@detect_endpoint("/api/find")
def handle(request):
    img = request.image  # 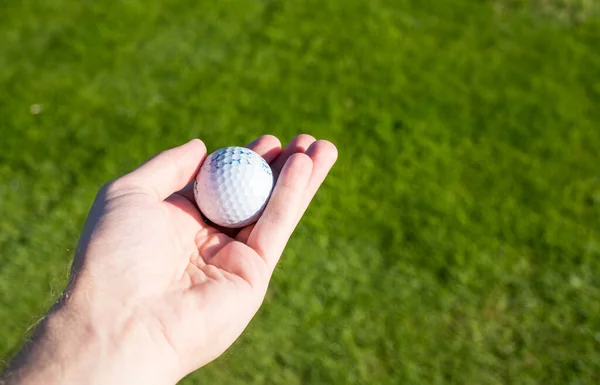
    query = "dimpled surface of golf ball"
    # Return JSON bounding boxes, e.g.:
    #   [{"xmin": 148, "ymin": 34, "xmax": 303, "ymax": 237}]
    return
[{"xmin": 194, "ymin": 146, "xmax": 274, "ymax": 228}]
